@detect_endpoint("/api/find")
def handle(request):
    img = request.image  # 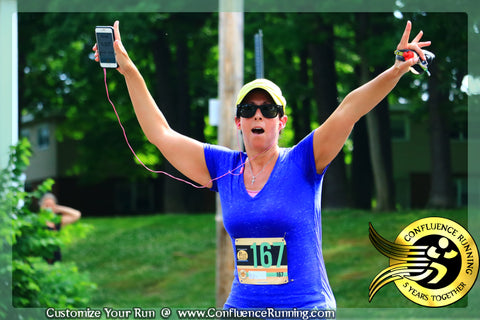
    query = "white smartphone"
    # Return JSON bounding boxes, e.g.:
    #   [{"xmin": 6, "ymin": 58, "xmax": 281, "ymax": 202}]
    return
[{"xmin": 95, "ymin": 26, "xmax": 118, "ymax": 68}]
